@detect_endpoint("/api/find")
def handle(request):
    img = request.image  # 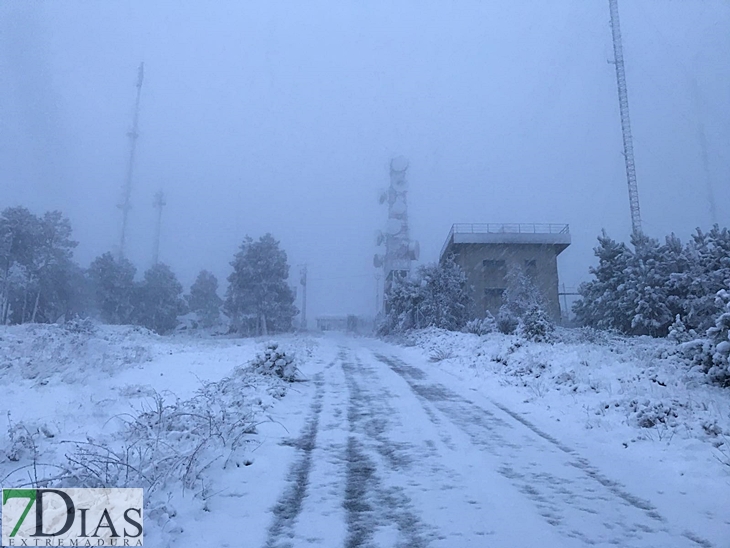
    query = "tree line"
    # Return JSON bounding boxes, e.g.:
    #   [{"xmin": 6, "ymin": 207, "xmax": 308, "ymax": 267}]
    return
[
  {"xmin": 380, "ymin": 256, "xmax": 554, "ymax": 342},
  {"xmin": 0, "ymin": 206, "xmax": 297, "ymax": 335},
  {"xmin": 574, "ymin": 226, "xmax": 730, "ymax": 386}
]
